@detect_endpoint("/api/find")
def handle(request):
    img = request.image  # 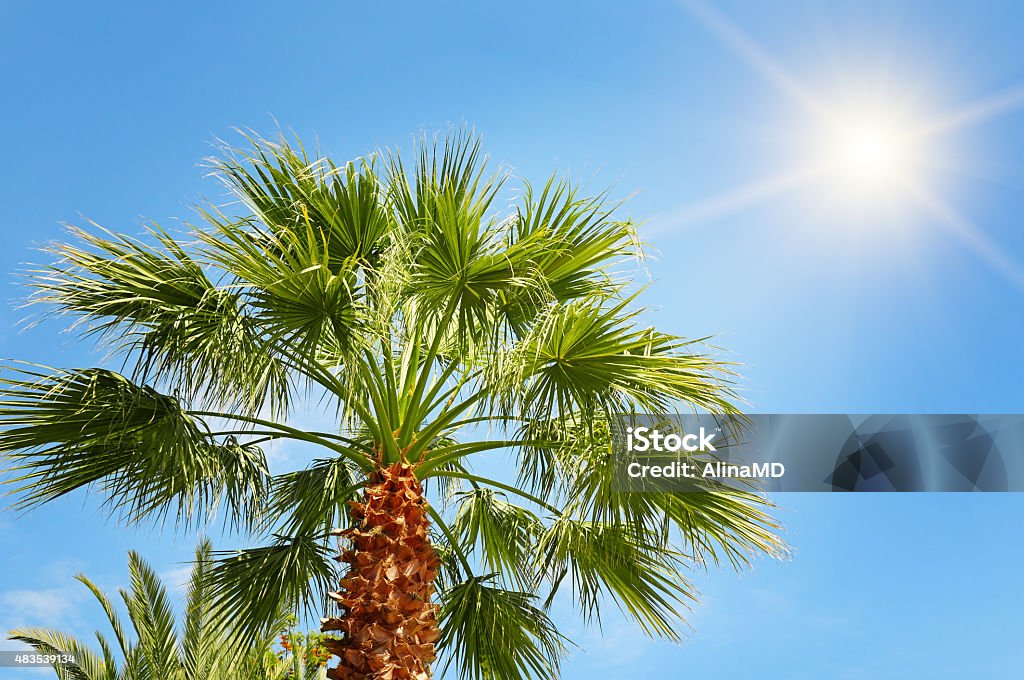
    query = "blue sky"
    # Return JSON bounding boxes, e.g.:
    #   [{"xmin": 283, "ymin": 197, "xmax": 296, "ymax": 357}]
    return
[{"xmin": 2, "ymin": 1, "xmax": 1024, "ymax": 678}]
